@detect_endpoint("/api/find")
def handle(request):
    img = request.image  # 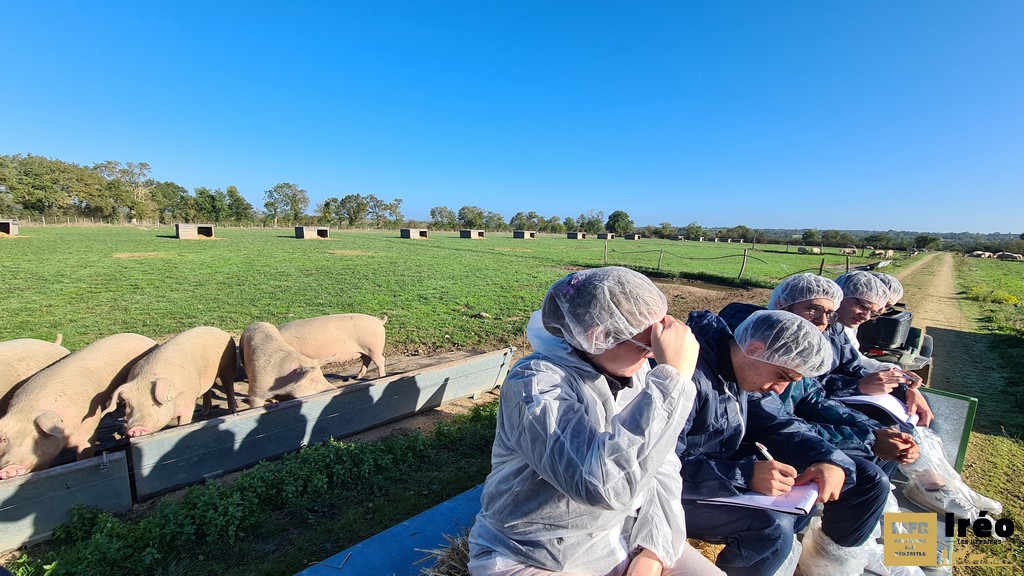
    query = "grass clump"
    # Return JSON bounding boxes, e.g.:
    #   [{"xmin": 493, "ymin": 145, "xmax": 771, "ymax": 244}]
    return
[{"xmin": 5, "ymin": 404, "xmax": 498, "ymax": 576}]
